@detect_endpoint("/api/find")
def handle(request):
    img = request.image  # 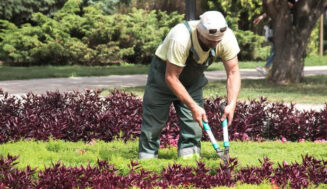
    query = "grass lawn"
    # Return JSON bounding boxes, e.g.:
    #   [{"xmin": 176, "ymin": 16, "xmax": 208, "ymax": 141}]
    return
[
  {"xmin": 1, "ymin": 139, "xmax": 326, "ymax": 188},
  {"xmin": 102, "ymin": 75, "xmax": 327, "ymax": 104},
  {"xmin": 0, "ymin": 139, "xmax": 325, "ymax": 174},
  {"xmin": 208, "ymin": 55, "xmax": 327, "ymax": 71},
  {"xmin": 0, "ymin": 55, "xmax": 326, "ymax": 81},
  {"xmin": 0, "ymin": 63, "xmax": 149, "ymax": 81}
]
